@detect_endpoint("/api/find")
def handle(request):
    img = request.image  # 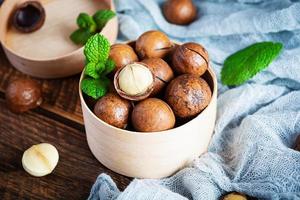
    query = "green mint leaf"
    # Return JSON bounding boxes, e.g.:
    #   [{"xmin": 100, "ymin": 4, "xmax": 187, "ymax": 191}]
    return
[
  {"xmin": 85, "ymin": 63, "xmax": 99, "ymax": 79},
  {"xmin": 81, "ymin": 78, "xmax": 109, "ymax": 99},
  {"xmin": 84, "ymin": 34, "xmax": 110, "ymax": 64},
  {"xmin": 103, "ymin": 58, "xmax": 115, "ymax": 75},
  {"xmin": 93, "ymin": 10, "xmax": 116, "ymax": 30},
  {"xmin": 77, "ymin": 13, "xmax": 97, "ymax": 33},
  {"xmin": 221, "ymin": 42, "xmax": 283, "ymax": 86},
  {"xmin": 70, "ymin": 28, "xmax": 93, "ymax": 45}
]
